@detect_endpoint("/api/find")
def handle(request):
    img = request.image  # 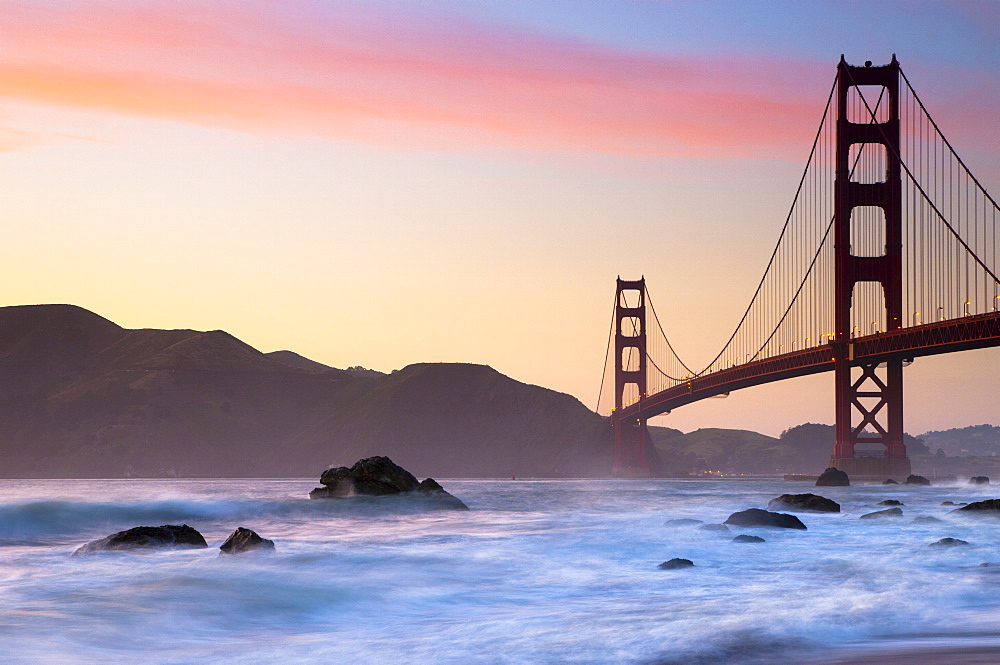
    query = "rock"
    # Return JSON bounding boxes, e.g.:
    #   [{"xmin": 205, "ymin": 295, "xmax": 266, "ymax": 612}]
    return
[
  {"xmin": 413, "ymin": 478, "xmax": 469, "ymax": 509},
  {"xmin": 74, "ymin": 524, "xmax": 207, "ymax": 555},
  {"xmin": 768, "ymin": 493, "xmax": 840, "ymax": 513},
  {"xmin": 816, "ymin": 467, "xmax": 850, "ymax": 487},
  {"xmin": 980, "ymin": 562, "xmax": 1000, "ymax": 567},
  {"xmin": 882, "ymin": 479, "xmax": 899, "ymax": 485},
  {"xmin": 877, "ymin": 499, "xmax": 904, "ymax": 507},
  {"xmin": 314, "ymin": 456, "xmax": 419, "ymax": 497},
  {"xmin": 955, "ymin": 499, "xmax": 1000, "ymax": 513},
  {"xmin": 732, "ymin": 534, "xmax": 766, "ymax": 543},
  {"xmin": 219, "ymin": 527, "xmax": 275, "ymax": 555},
  {"xmin": 317, "ymin": 466, "xmax": 354, "ymax": 495},
  {"xmin": 724, "ymin": 508, "xmax": 807, "ymax": 530},
  {"xmin": 913, "ymin": 516, "xmax": 943, "ymax": 523},
  {"xmin": 860, "ymin": 507, "xmax": 903, "ymax": 519},
  {"xmin": 699, "ymin": 523, "xmax": 729, "ymax": 532},
  {"xmin": 665, "ymin": 518, "xmax": 704, "ymax": 527},
  {"xmin": 941, "ymin": 501, "xmax": 959, "ymax": 506},
  {"xmin": 969, "ymin": 476, "xmax": 991, "ymax": 485},
  {"xmin": 416, "ymin": 477, "xmax": 445, "ymax": 494},
  {"xmin": 310, "ymin": 456, "xmax": 467, "ymax": 508},
  {"xmin": 904, "ymin": 474, "xmax": 931, "ymax": 485},
  {"xmin": 658, "ymin": 558, "xmax": 694, "ymax": 570},
  {"xmin": 929, "ymin": 537, "xmax": 969, "ymax": 547}
]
